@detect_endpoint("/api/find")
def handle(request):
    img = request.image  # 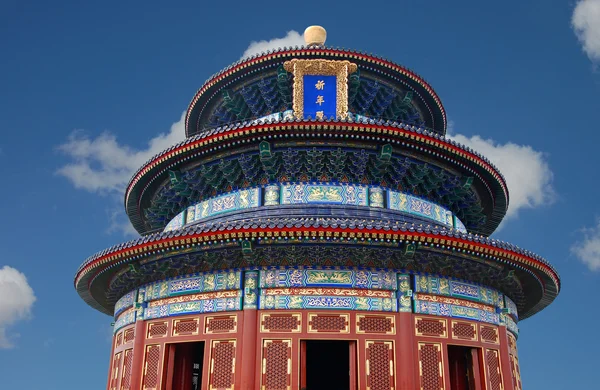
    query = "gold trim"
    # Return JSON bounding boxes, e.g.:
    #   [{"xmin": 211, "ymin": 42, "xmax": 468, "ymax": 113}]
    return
[{"xmin": 283, "ymin": 59, "xmax": 357, "ymax": 120}]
